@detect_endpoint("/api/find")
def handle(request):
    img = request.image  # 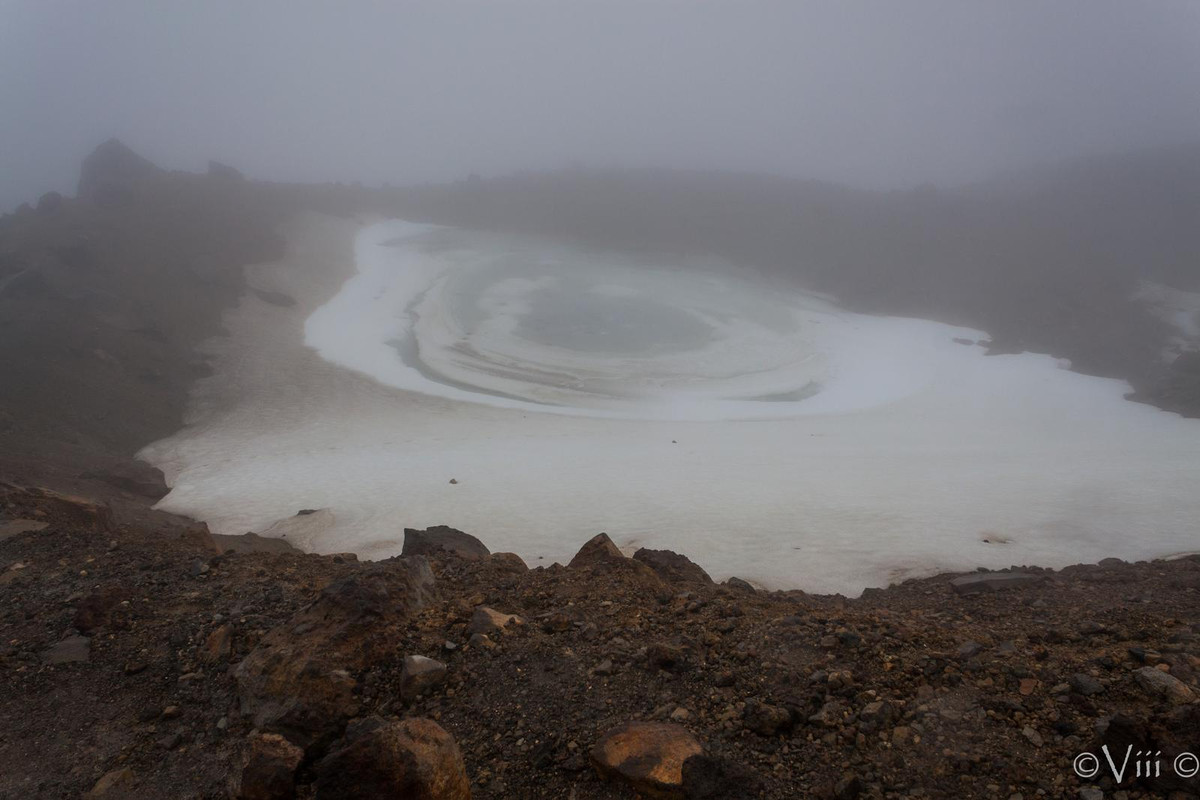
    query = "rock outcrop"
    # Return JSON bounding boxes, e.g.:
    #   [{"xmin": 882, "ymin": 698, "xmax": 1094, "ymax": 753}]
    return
[
  {"xmin": 233, "ymin": 560, "xmax": 435, "ymax": 748},
  {"xmin": 403, "ymin": 525, "xmax": 491, "ymax": 562},
  {"xmin": 633, "ymin": 547, "xmax": 714, "ymax": 584},
  {"xmin": 77, "ymin": 138, "xmax": 161, "ymax": 202}
]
